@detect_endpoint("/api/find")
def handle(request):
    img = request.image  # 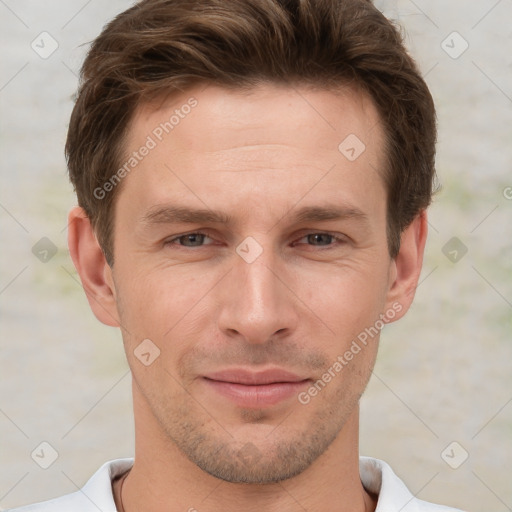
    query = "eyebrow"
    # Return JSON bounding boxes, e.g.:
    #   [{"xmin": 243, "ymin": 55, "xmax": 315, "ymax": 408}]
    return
[
  {"xmin": 140, "ymin": 204, "xmax": 368, "ymax": 228},
  {"xmin": 141, "ymin": 205, "xmax": 230, "ymax": 226}
]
